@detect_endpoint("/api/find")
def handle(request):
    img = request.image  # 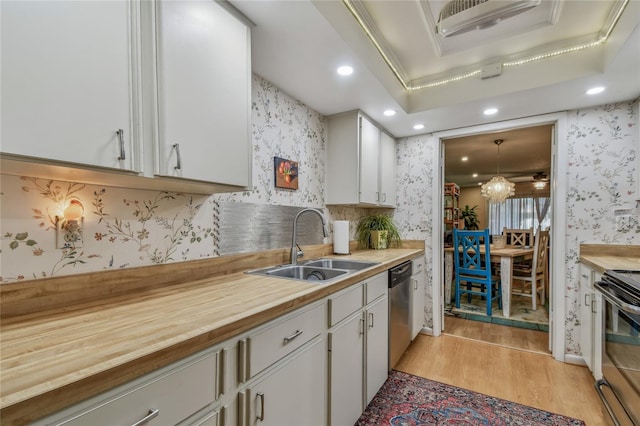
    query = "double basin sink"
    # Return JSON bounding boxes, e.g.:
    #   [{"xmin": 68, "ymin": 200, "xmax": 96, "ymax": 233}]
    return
[{"xmin": 247, "ymin": 258, "xmax": 379, "ymax": 284}]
